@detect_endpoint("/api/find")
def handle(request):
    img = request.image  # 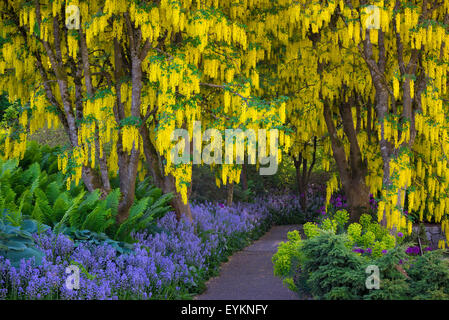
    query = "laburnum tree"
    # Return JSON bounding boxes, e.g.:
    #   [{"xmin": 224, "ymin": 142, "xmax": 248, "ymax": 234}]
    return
[
  {"xmin": 261, "ymin": 0, "xmax": 449, "ymax": 245},
  {"xmin": 0, "ymin": 0, "xmax": 288, "ymax": 224},
  {"xmin": 5, "ymin": 0, "xmax": 449, "ymax": 249},
  {"xmin": 254, "ymin": 1, "xmax": 378, "ymax": 221}
]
